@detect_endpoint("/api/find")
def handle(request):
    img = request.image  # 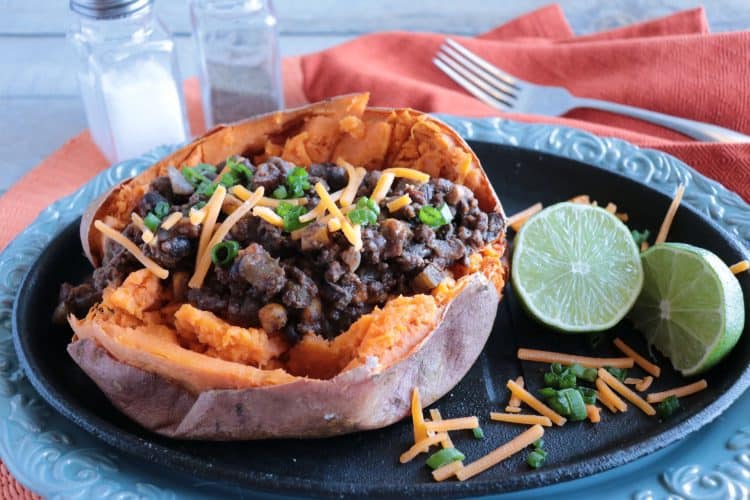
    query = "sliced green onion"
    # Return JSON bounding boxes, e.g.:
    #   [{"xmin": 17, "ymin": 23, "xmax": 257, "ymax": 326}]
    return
[
  {"xmin": 581, "ymin": 367, "xmax": 598, "ymax": 383},
  {"xmin": 153, "ymin": 201, "xmax": 171, "ymax": 219},
  {"xmin": 182, "ymin": 163, "xmax": 216, "ymax": 186},
  {"xmin": 348, "ymin": 197, "xmax": 379, "ymax": 226},
  {"xmin": 472, "ymin": 427, "xmax": 485, "ymax": 439},
  {"xmin": 551, "ymin": 363, "xmax": 564, "ymax": 375},
  {"xmin": 219, "ymin": 171, "xmax": 240, "ymax": 188},
  {"xmin": 533, "ymin": 439, "xmax": 544, "ymax": 450},
  {"xmin": 526, "ymin": 449, "xmax": 547, "ymax": 469},
  {"xmin": 272, "ymin": 185, "xmax": 288, "ymax": 199},
  {"xmin": 143, "ymin": 212, "xmax": 161, "ymax": 232},
  {"xmin": 438, "ymin": 203, "xmax": 454, "ymax": 224},
  {"xmin": 558, "ymin": 388, "xmax": 587, "ymax": 421},
  {"xmin": 192, "ymin": 201, "xmax": 207, "ymax": 210},
  {"xmin": 537, "ymin": 387, "xmax": 557, "ymax": 399},
  {"xmin": 605, "ymin": 367, "xmax": 628, "ymax": 382},
  {"xmin": 425, "ymin": 448, "xmax": 465, "ymax": 470},
  {"xmin": 226, "ymin": 157, "xmax": 253, "ymax": 180},
  {"xmin": 577, "ymin": 386, "xmax": 597, "ymax": 405},
  {"xmin": 657, "ymin": 395, "xmax": 680, "ymax": 419},
  {"xmin": 287, "ymin": 167, "xmax": 310, "ymax": 198},
  {"xmin": 419, "ymin": 205, "xmax": 448, "ymax": 228},
  {"xmin": 211, "ymin": 240, "xmax": 240, "ymax": 267},
  {"xmin": 559, "ymin": 372, "xmax": 577, "ymax": 389},
  {"xmin": 275, "ymin": 202, "xmax": 309, "ymax": 232},
  {"xmin": 543, "ymin": 372, "xmax": 559, "ymax": 387},
  {"xmin": 631, "ymin": 228, "xmax": 651, "ymax": 246},
  {"xmin": 196, "ymin": 181, "xmax": 217, "ymax": 197}
]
